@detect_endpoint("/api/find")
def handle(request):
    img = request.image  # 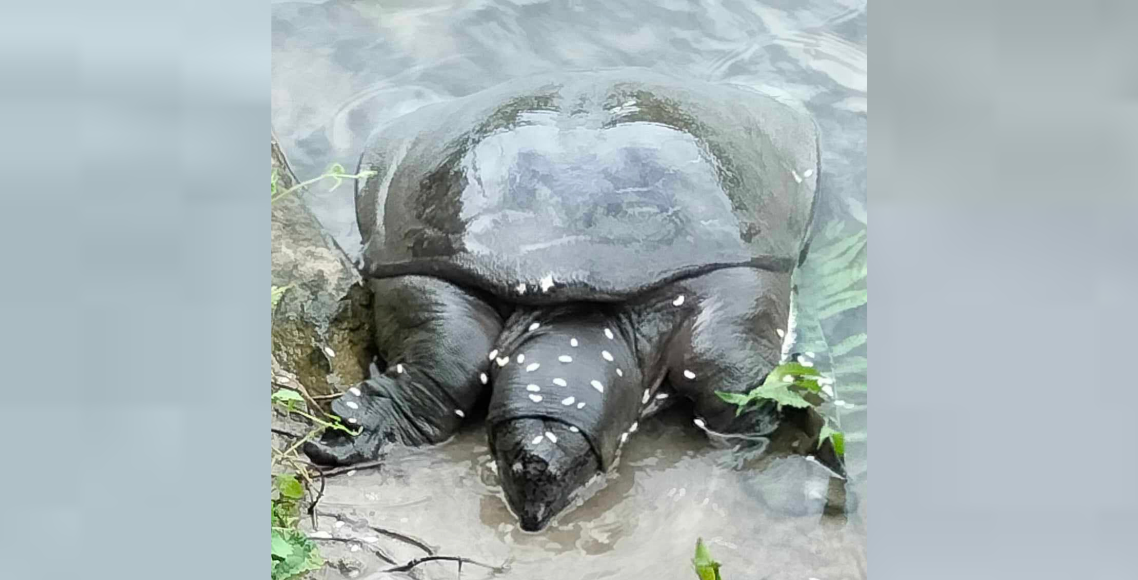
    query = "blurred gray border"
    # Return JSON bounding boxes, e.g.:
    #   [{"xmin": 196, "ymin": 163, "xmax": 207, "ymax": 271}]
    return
[
  {"xmin": 0, "ymin": 1, "xmax": 267, "ymax": 578},
  {"xmin": 2, "ymin": 1, "xmax": 1136, "ymax": 579},
  {"xmin": 875, "ymin": 0, "xmax": 1136, "ymax": 579}
]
